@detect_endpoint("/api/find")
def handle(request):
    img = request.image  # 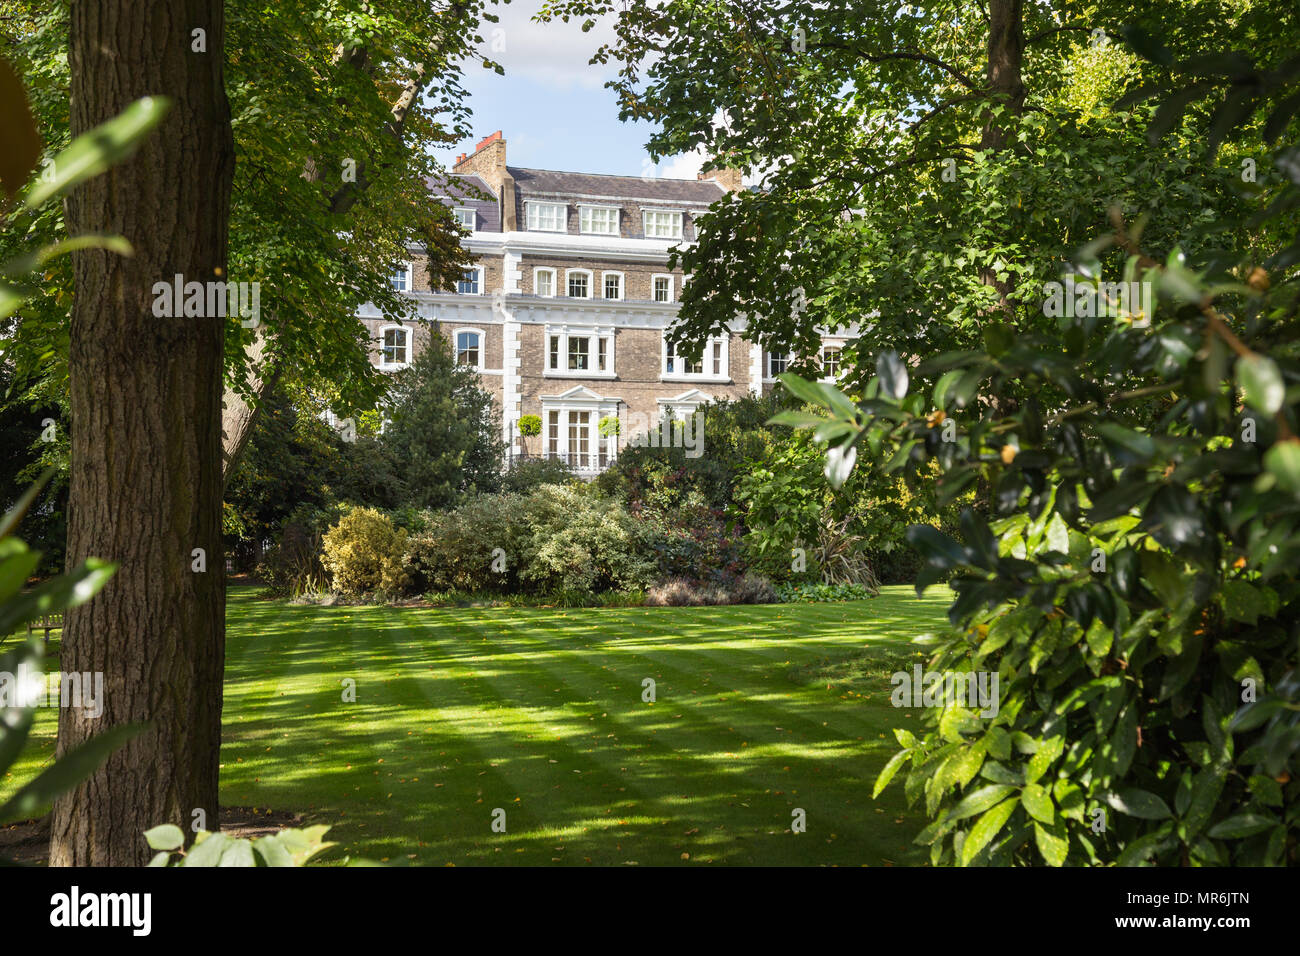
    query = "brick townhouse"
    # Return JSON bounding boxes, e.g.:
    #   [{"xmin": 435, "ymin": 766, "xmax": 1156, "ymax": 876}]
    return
[{"xmin": 356, "ymin": 131, "xmax": 850, "ymax": 475}]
